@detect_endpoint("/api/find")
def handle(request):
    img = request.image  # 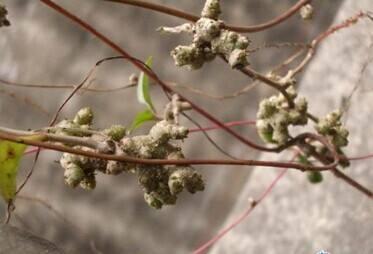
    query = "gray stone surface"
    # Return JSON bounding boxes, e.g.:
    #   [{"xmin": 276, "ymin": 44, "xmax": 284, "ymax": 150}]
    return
[
  {"xmin": 211, "ymin": 1, "xmax": 373, "ymax": 253},
  {"xmin": 0, "ymin": 224, "xmax": 63, "ymax": 254}
]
